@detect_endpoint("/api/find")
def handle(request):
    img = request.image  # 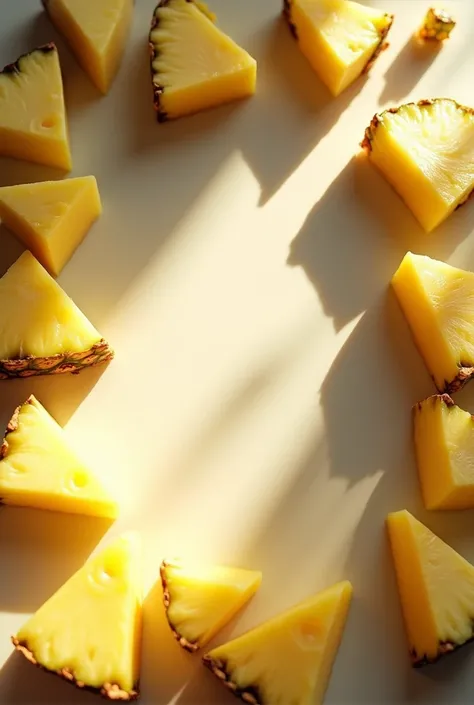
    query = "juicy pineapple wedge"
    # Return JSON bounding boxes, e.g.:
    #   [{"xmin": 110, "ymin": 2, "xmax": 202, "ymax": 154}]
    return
[
  {"xmin": 0, "ymin": 395, "xmax": 117, "ymax": 518},
  {"xmin": 284, "ymin": 0, "xmax": 393, "ymax": 97},
  {"xmin": 204, "ymin": 581, "xmax": 353, "ymax": 705},
  {"xmin": 0, "ymin": 251, "xmax": 113, "ymax": 379},
  {"xmin": 149, "ymin": 0, "xmax": 257, "ymax": 122},
  {"xmin": 387, "ymin": 510, "xmax": 474, "ymax": 666},
  {"xmin": 43, "ymin": 0, "xmax": 134, "ymax": 94},
  {"xmin": 414, "ymin": 395, "xmax": 474, "ymax": 510},
  {"xmin": 0, "ymin": 176, "xmax": 102, "ymax": 277},
  {"xmin": 13, "ymin": 533, "xmax": 143, "ymax": 700},
  {"xmin": 0, "ymin": 44, "xmax": 71, "ymax": 171},
  {"xmin": 362, "ymin": 98, "xmax": 474, "ymax": 232},
  {"xmin": 161, "ymin": 559, "xmax": 262, "ymax": 651},
  {"xmin": 392, "ymin": 252, "xmax": 474, "ymax": 393}
]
